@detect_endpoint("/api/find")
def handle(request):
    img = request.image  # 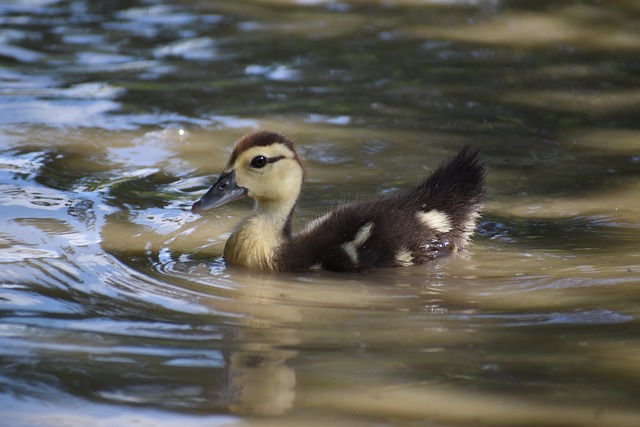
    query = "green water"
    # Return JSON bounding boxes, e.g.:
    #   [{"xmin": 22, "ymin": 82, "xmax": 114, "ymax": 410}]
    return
[{"xmin": 1, "ymin": 0, "xmax": 640, "ymax": 426}]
